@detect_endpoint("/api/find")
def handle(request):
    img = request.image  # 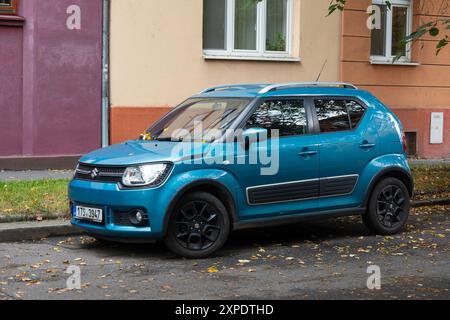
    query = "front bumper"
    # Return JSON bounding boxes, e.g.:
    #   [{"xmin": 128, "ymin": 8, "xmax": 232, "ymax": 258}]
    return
[{"xmin": 68, "ymin": 179, "xmax": 167, "ymax": 239}]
